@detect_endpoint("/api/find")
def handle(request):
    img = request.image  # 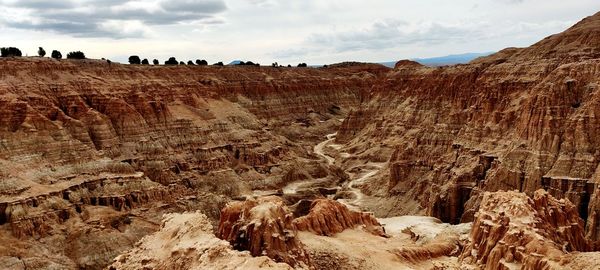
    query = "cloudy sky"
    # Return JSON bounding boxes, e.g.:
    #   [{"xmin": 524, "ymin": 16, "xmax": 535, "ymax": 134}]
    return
[{"xmin": 0, "ymin": 0, "xmax": 599, "ymax": 64}]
